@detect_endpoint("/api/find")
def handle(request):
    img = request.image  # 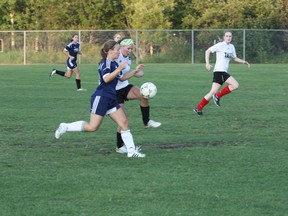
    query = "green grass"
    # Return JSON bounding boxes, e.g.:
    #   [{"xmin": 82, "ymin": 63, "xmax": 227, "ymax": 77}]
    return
[{"xmin": 0, "ymin": 64, "xmax": 287, "ymax": 216}]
